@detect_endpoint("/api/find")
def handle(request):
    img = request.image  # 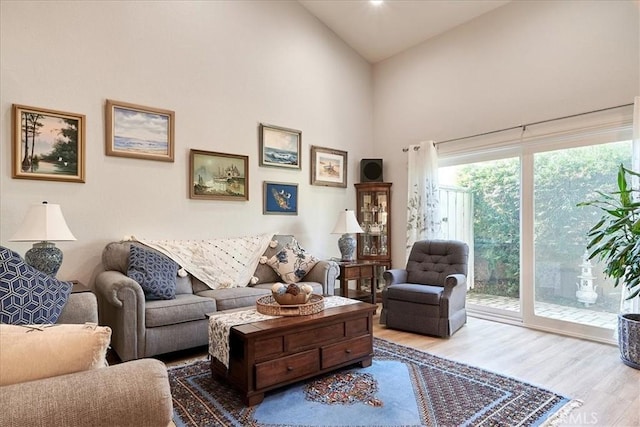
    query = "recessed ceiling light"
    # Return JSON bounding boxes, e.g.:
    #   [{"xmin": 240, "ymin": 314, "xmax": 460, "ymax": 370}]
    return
[{"xmin": 370, "ymin": 0, "xmax": 384, "ymax": 6}]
